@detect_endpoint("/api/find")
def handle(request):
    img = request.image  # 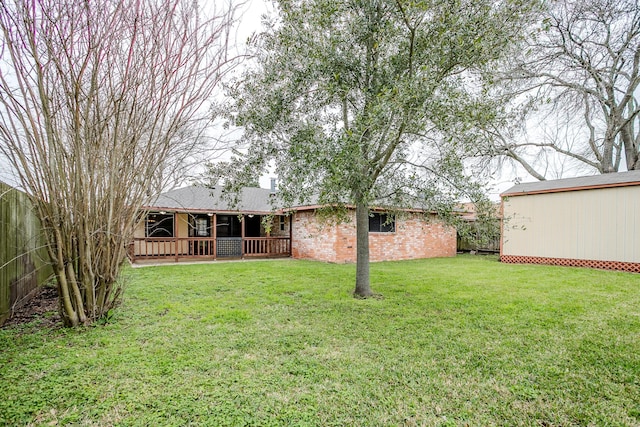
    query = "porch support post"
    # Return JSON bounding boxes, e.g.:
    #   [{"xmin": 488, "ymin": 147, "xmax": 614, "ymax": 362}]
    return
[
  {"xmin": 289, "ymin": 213, "xmax": 293, "ymax": 257},
  {"xmin": 212, "ymin": 213, "xmax": 217, "ymax": 260},
  {"xmin": 241, "ymin": 215, "xmax": 245, "ymax": 258},
  {"xmin": 174, "ymin": 212, "xmax": 179, "ymax": 262}
]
